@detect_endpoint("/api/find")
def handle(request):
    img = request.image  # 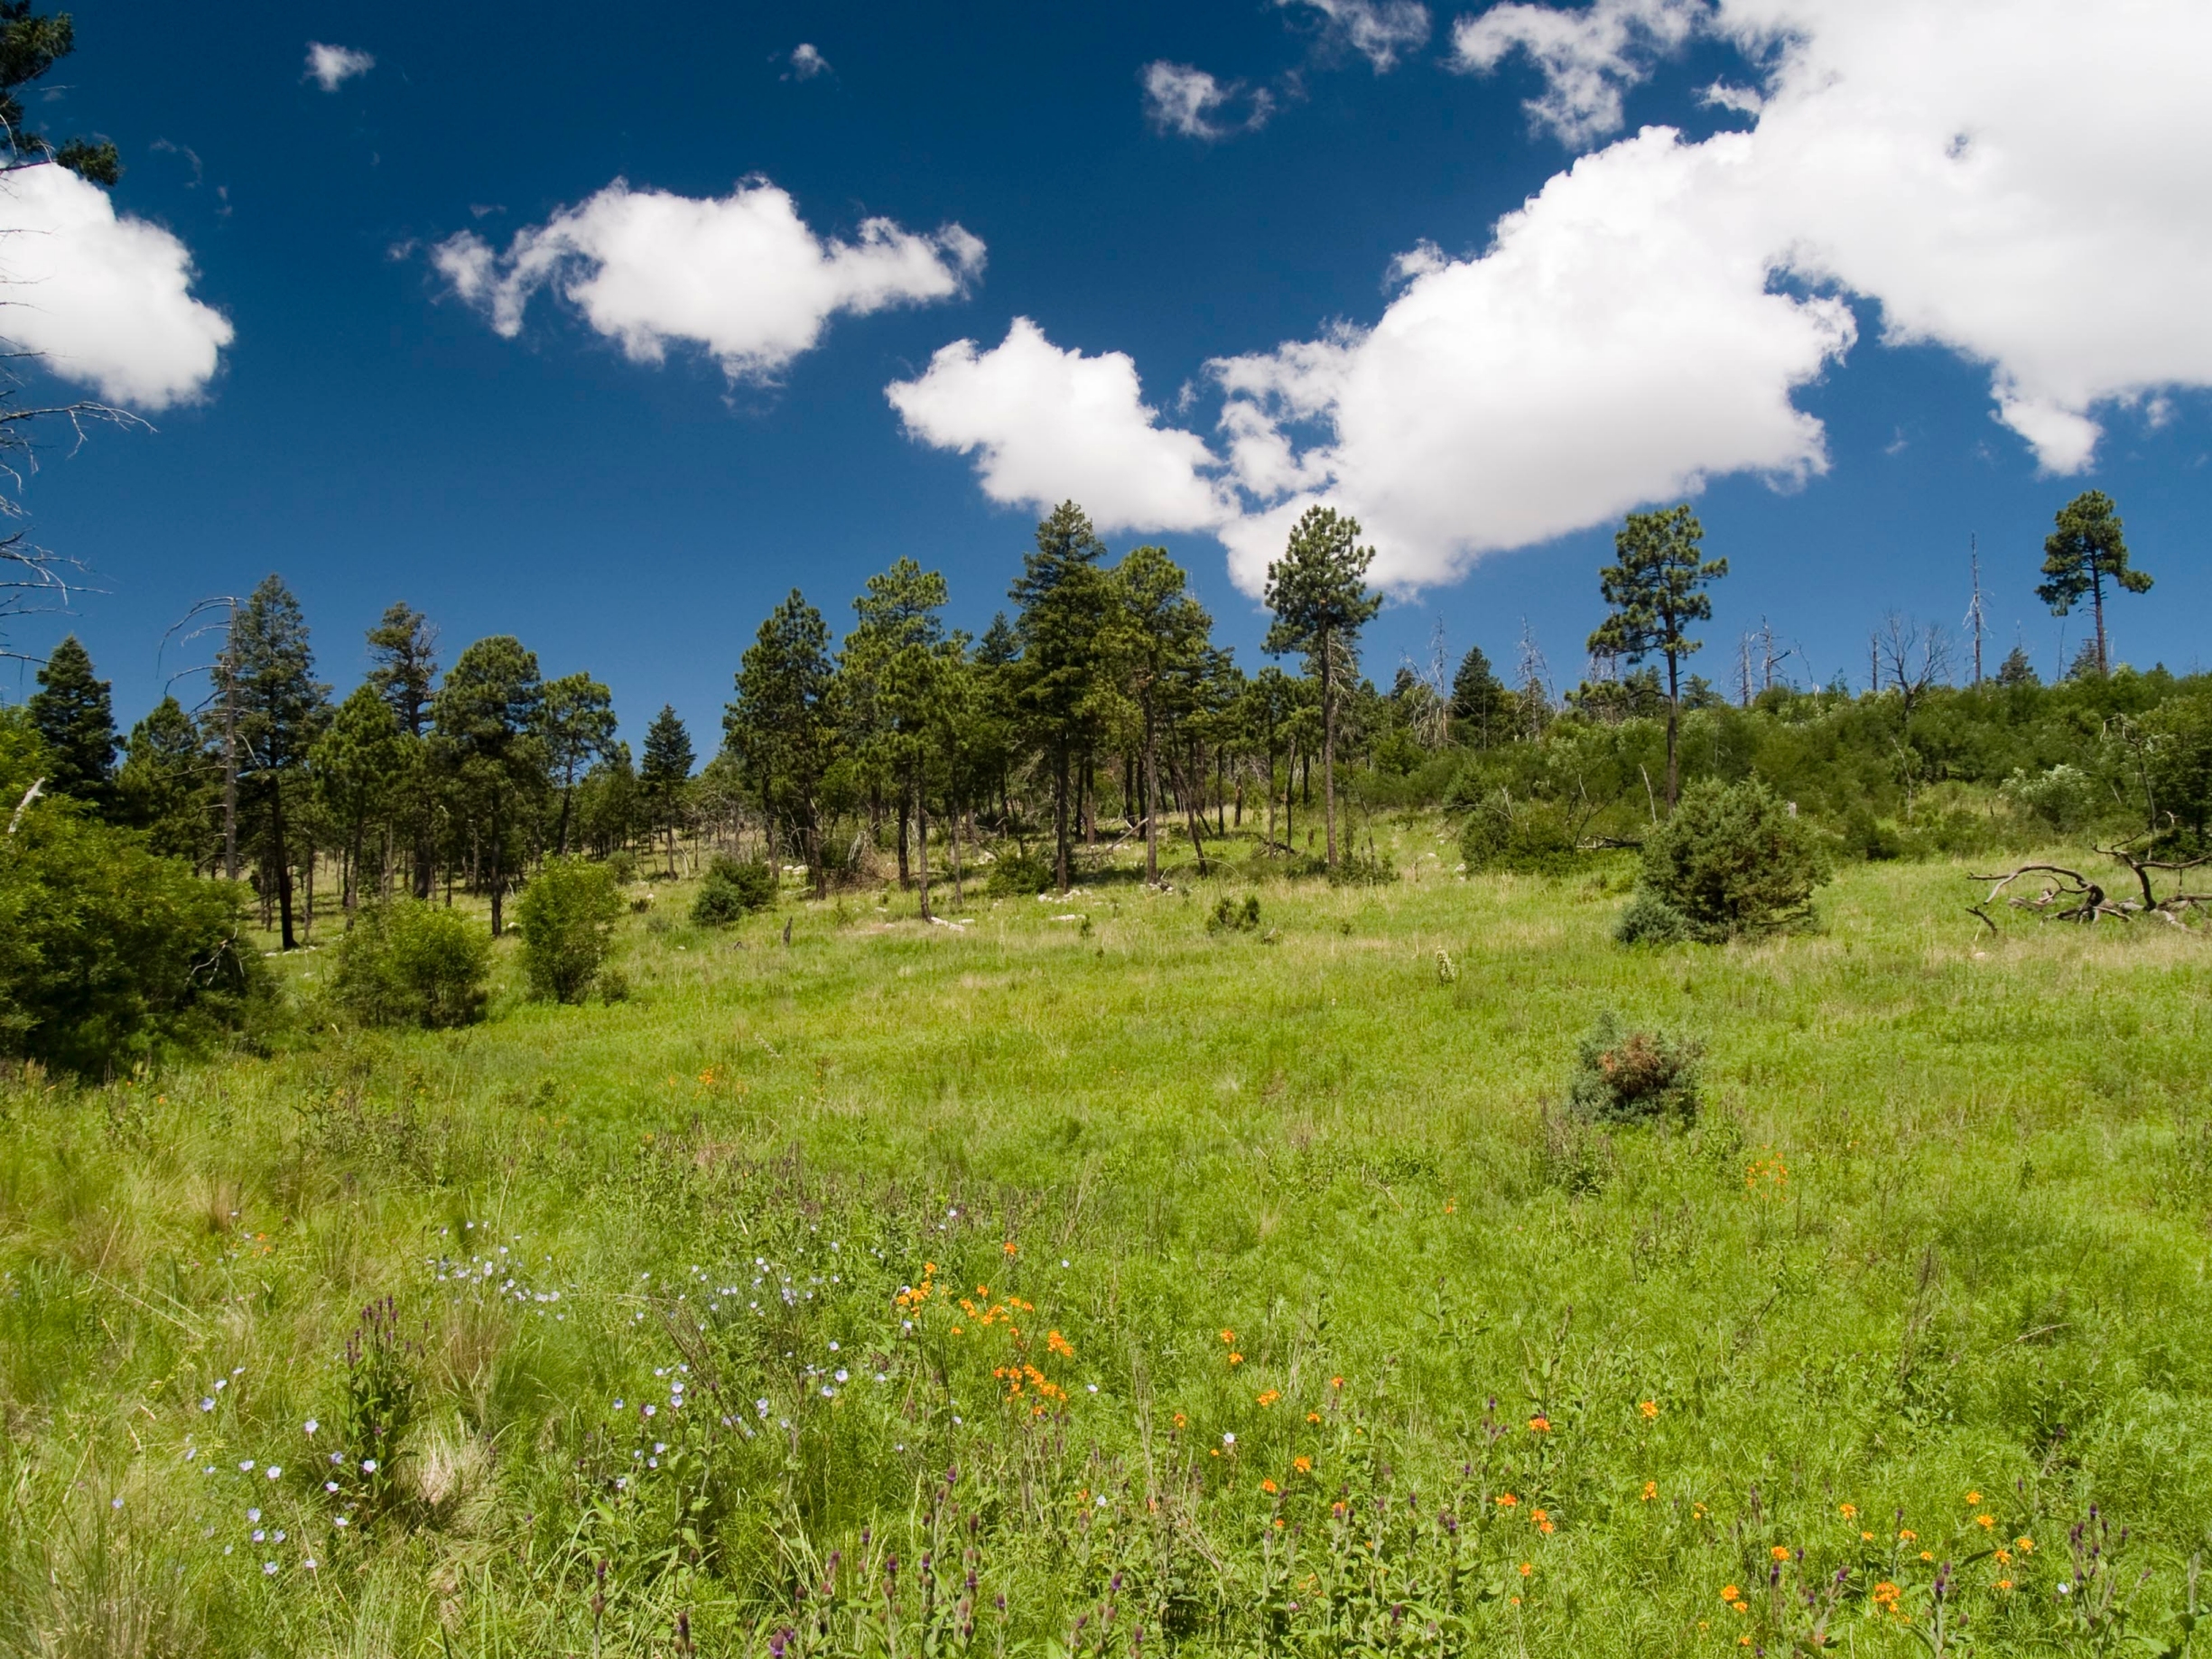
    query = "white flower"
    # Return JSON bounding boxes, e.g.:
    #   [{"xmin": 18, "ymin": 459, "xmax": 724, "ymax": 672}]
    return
[
  {"xmin": 333, "ymin": 1516, "xmax": 349, "ymax": 1528},
  {"xmin": 110, "ymin": 1496, "xmax": 124, "ymax": 1509},
  {"xmin": 360, "ymin": 1459, "xmax": 376, "ymax": 1473},
  {"xmin": 248, "ymin": 1509, "xmax": 261, "ymax": 1523},
  {"xmin": 1222, "ymin": 1433, "xmax": 1236, "ymax": 1446},
  {"xmin": 266, "ymin": 1466, "xmax": 282, "ymax": 1479},
  {"xmin": 654, "ymin": 1442, "xmax": 666, "ymax": 1454},
  {"xmin": 325, "ymin": 1481, "xmax": 339, "ymax": 1493},
  {"xmin": 644, "ymin": 1404, "xmax": 656, "ymax": 1418},
  {"xmin": 828, "ymin": 1341, "xmax": 840, "ymax": 1352},
  {"xmin": 303, "ymin": 1559, "xmax": 318, "ymax": 1570},
  {"xmin": 263, "ymin": 1561, "xmax": 278, "ymax": 1575},
  {"xmin": 834, "ymin": 1369, "xmax": 848, "ymax": 1383},
  {"xmin": 239, "ymin": 1460, "xmax": 255, "ymax": 1472},
  {"xmin": 1095, "ymin": 1496, "xmax": 1109, "ymax": 1507},
  {"xmin": 303, "ymin": 1419, "xmax": 318, "ymax": 1436},
  {"xmin": 200, "ymin": 1397, "xmax": 216, "ymax": 1412},
  {"xmin": 252, "ymin": 1529, "xmax": 265, "ymax": 1542}
]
